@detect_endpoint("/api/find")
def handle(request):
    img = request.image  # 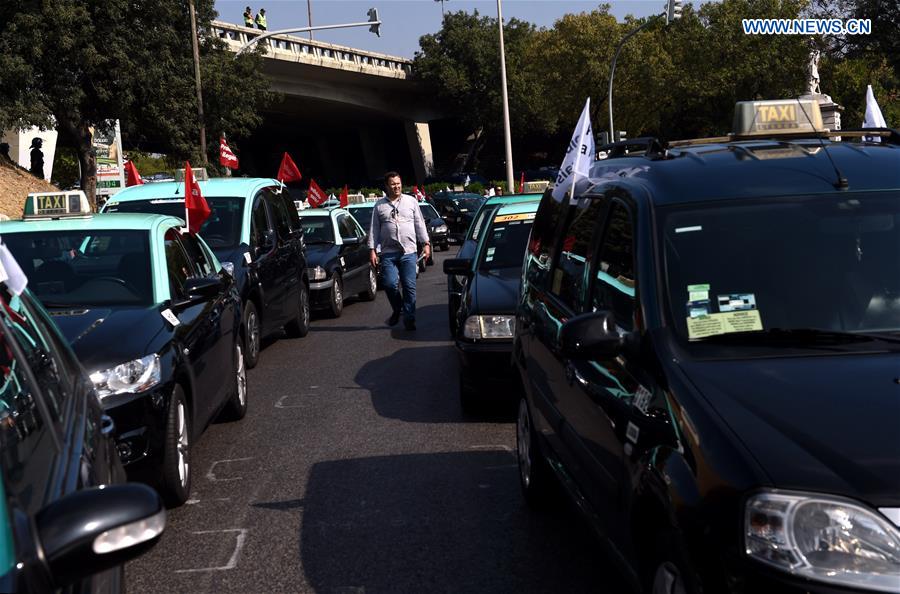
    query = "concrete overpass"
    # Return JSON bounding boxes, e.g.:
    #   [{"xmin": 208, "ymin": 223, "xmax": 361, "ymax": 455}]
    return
[{"xmin": 211, "ymin": 21, "xmax": 440, "ymax": 186}]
